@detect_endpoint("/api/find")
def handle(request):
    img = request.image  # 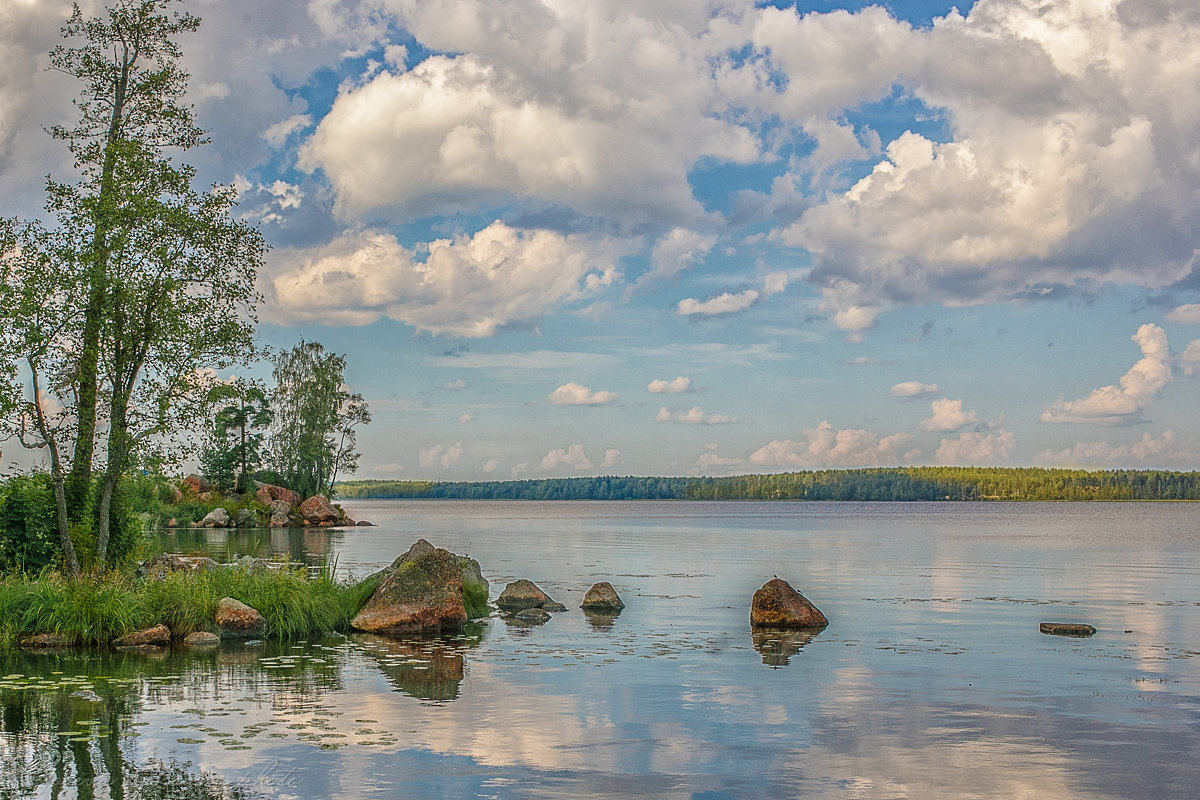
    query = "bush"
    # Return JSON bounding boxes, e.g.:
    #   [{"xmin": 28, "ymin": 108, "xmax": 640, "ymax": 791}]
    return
[{"xmin": 0, "ymin": 474, "xmax": 60, "ymax": 573}]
